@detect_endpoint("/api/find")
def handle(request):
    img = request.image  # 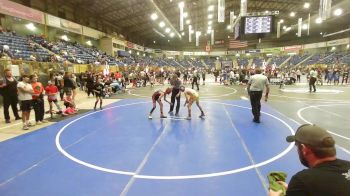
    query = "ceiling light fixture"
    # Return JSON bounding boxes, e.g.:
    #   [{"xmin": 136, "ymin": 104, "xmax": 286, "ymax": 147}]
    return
[
  {"xmin": 159, "ymin": 21, "xmax": 165, "ymax": 28},
  {"xmin": 151, "ymin": 13, "xmax": 158, "ymax": 20},
  {"xmin": 208, "ymin": 5, "xmax": 214, "ymax": 12},
  {"xmin": 304, "ymin": 2, "xmax": 310, "ymax": 9},
  {"xmin": 290, "ymin": 12, "xmax": 296, "ymax": 17},
  {"xmin": 208, "ymin": 14, "xmax": 213, "ymax": 19},
  {"xmin": 208, "ymin": 21, "xmax": 212, "ymax": 25},
  {"xmin": 186, "ymin": 19, "xmax": 191, "ymax": 24},
  {"xmin": 334, "ymin": 8, "xmax": 343, "ymax": 16},
  {"xmin": 315, "ymin": 17, "xmax": 323, "ymax": 24}
]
